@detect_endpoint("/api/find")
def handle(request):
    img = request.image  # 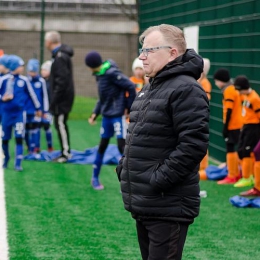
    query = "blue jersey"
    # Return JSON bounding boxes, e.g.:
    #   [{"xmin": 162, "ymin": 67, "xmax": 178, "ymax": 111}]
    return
[
  {"xmin": 0, "ymin": 73, "xmax": 8, "ymax": 122},
  {"xmin": 25, "ymin": 75, "xmax": 49, "ymax": 115},
  {"xmin": 0, "ymin": 74, "xmax": 41, "ymax": 114}
]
